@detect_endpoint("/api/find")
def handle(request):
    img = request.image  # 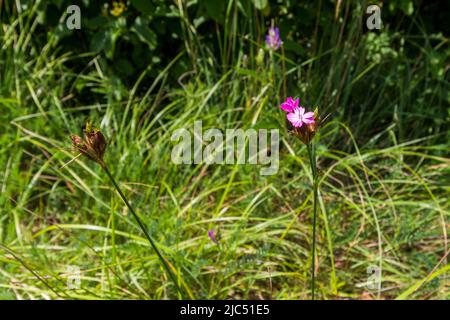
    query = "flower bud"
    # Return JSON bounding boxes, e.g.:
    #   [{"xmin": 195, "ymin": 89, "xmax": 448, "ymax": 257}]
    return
[
  {"xmin": 256, "ymin": 48, "xmax": 265, "ymax": 67},
  {"xmin": 208, "ymin": 230, "xmax": 219, "ymax": 244}
]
